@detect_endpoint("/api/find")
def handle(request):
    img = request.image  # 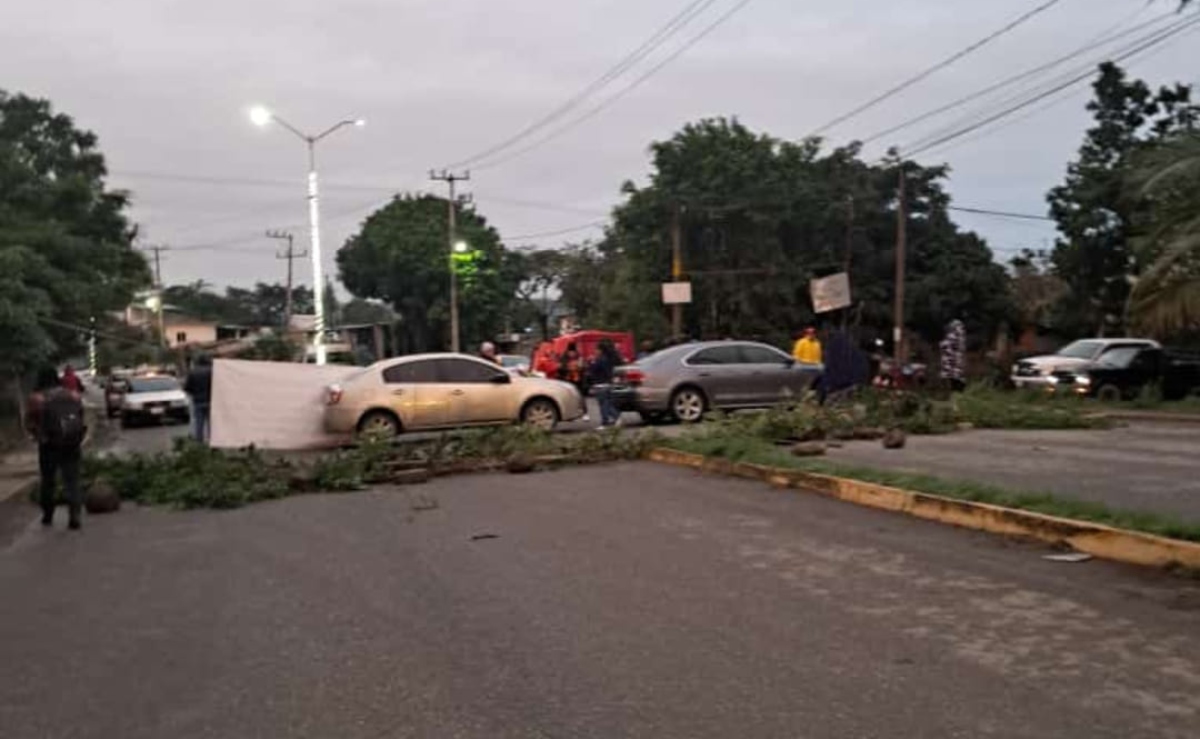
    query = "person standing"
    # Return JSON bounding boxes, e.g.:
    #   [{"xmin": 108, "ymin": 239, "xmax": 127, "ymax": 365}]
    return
[
  {"xmin": 60, "ymin": 364, "xmax": 84, "ymax": 394},
  {"xmin": 940, "ymin": 319, "xmax": 967, "ymax": 392},
  {"xmin": 588, "ymin": 339, "xmax": 623, "ymax": 428},
  {"xmin": 184, "ymin": 354, "xmax": 214, "ymax": 443},
  {"xmin": 26, "ymin": 366, "xmax": 87, "ymax": 530},
  {"xmin": 792, "ymin": 327, "xmax": 823, "ymax": 365},
  {"xmin": 479, "ymin": 341, "xmax": 501, "ymax": 365},
  {"xmin": 558, "ymin": 343, "xmax": 582, "ymax": 388}
]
